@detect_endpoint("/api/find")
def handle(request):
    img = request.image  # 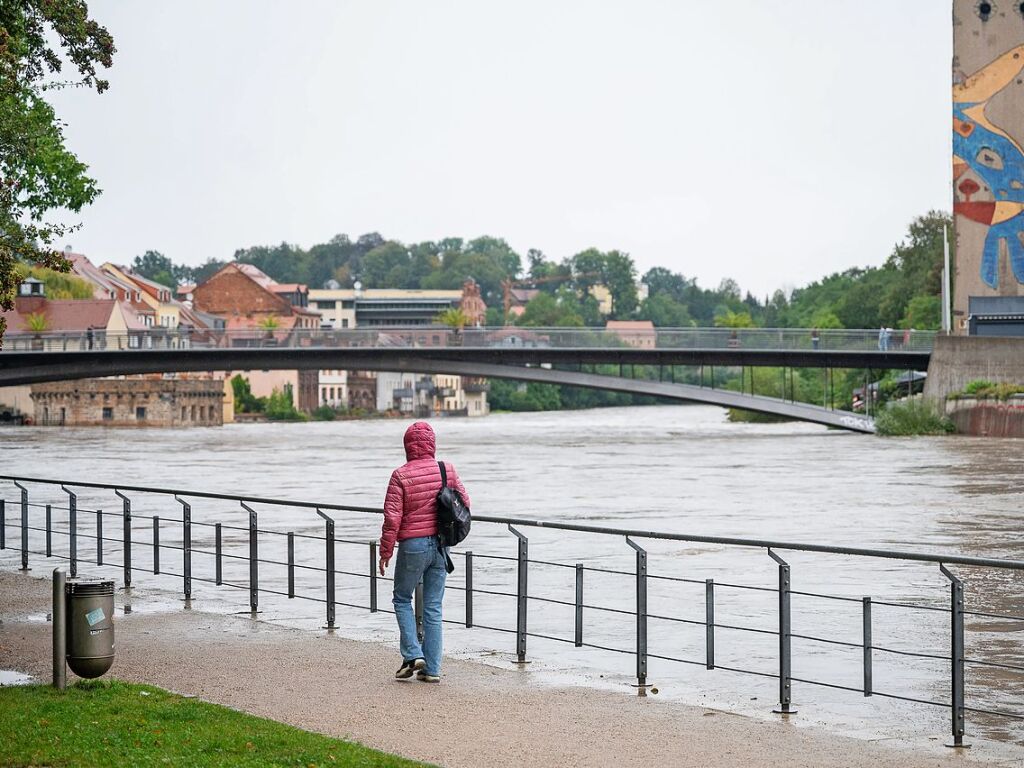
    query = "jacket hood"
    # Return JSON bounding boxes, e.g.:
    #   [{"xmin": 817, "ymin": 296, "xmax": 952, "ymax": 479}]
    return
[{"xmin": 404, "ymin": 421, "xmax": 436, "ymax": 461}]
